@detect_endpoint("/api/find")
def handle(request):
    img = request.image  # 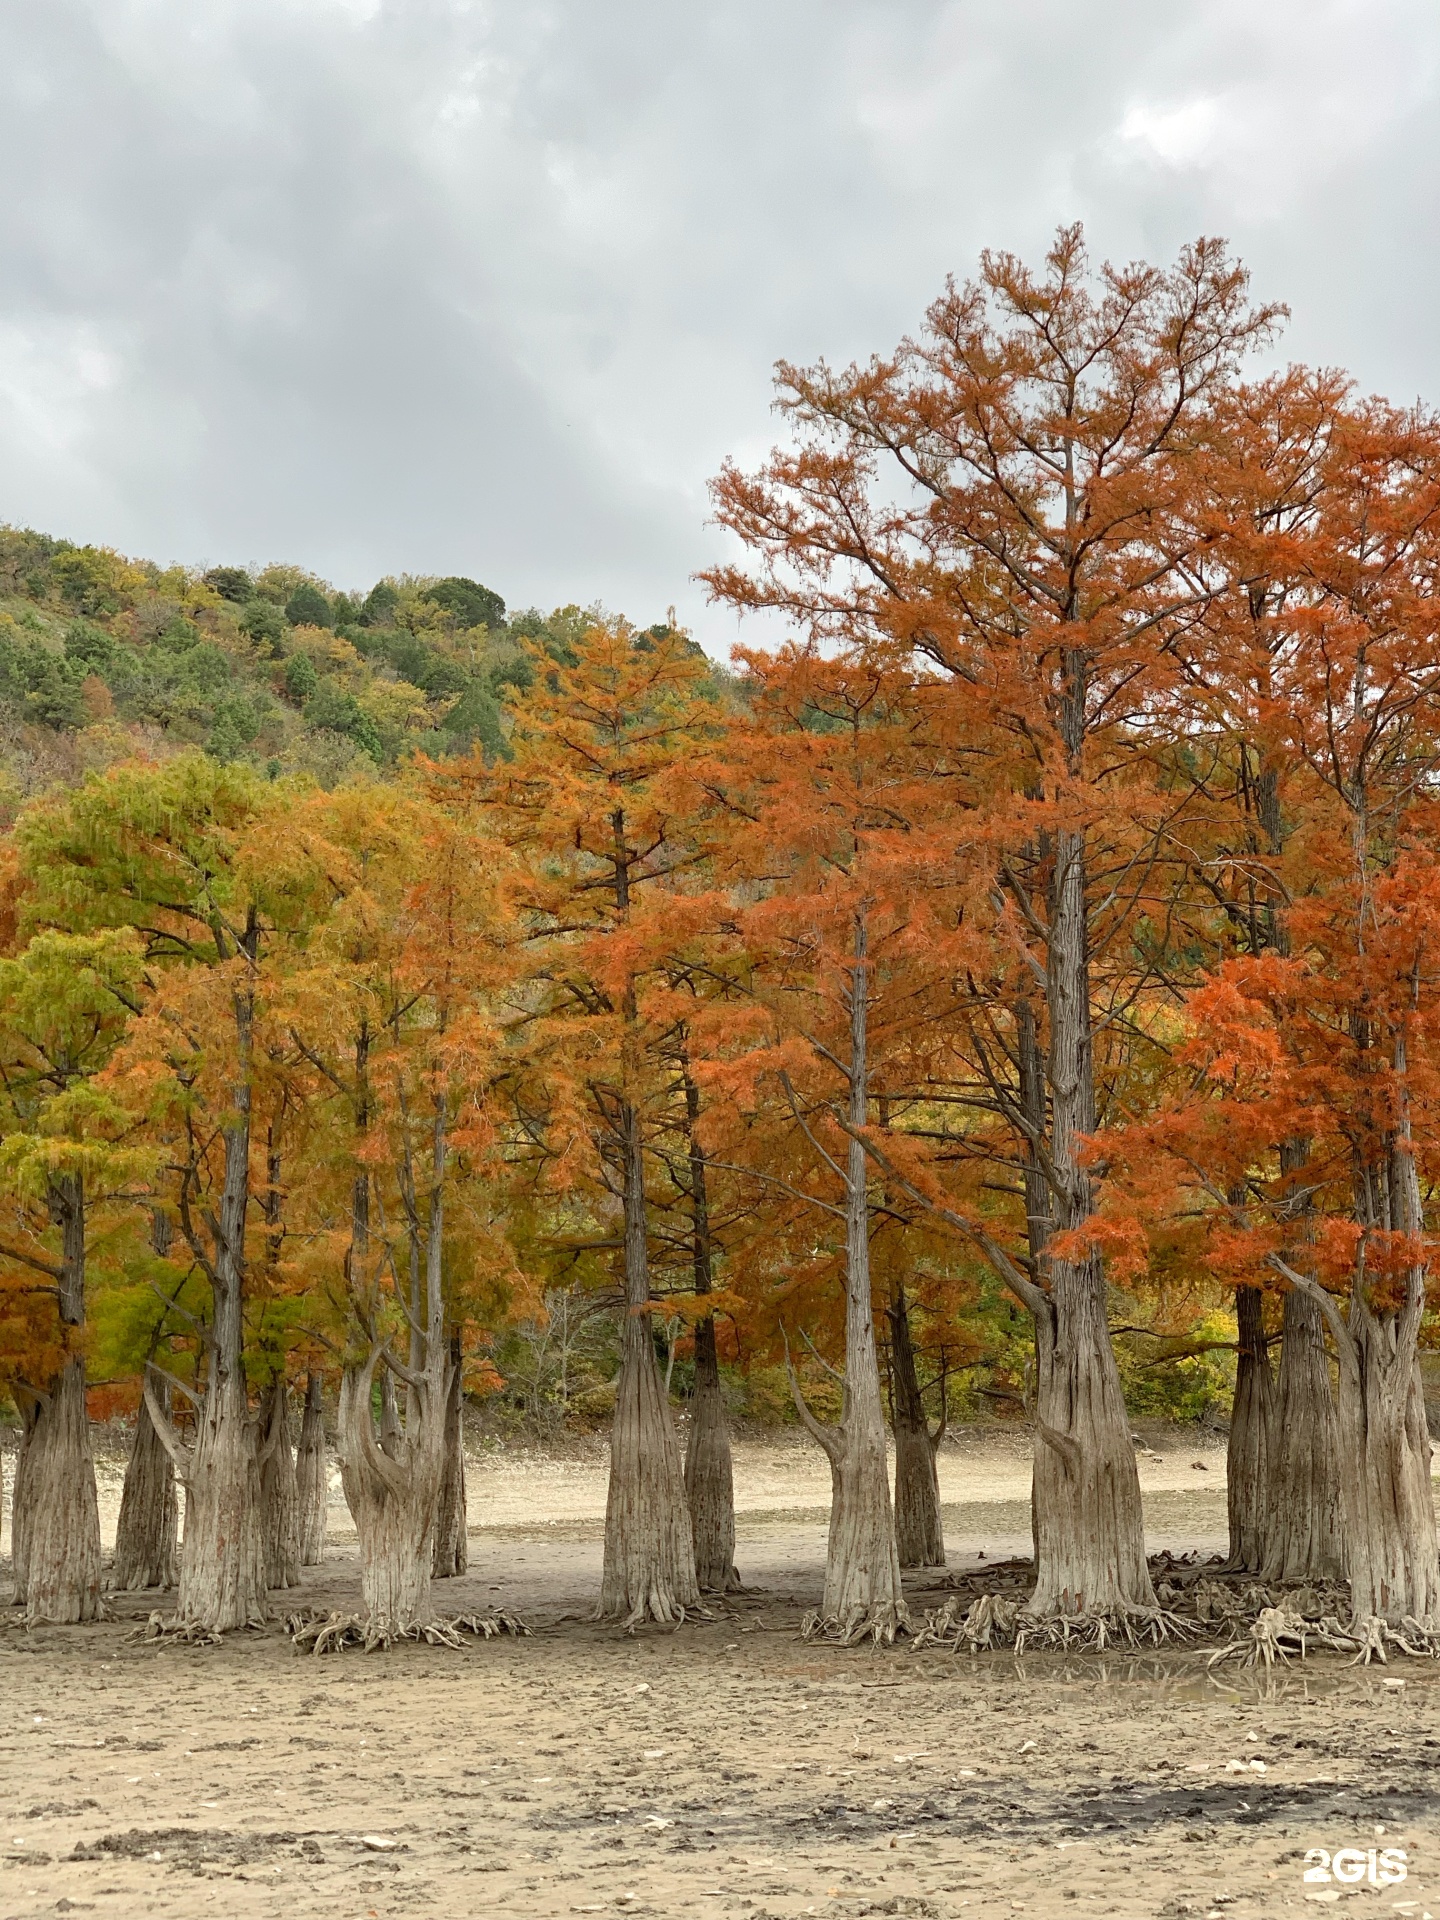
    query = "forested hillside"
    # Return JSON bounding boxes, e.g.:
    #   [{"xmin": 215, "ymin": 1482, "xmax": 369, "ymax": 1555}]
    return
[{"xmin": 0, "ymin": 525, "xmax": 639, "ymax": 803}]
